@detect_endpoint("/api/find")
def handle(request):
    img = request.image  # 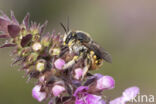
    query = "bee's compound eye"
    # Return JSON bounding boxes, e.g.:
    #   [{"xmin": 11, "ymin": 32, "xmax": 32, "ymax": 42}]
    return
[{"xmin": 65, "ymin": 32, "xmax": 73, "ymax": 44}]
